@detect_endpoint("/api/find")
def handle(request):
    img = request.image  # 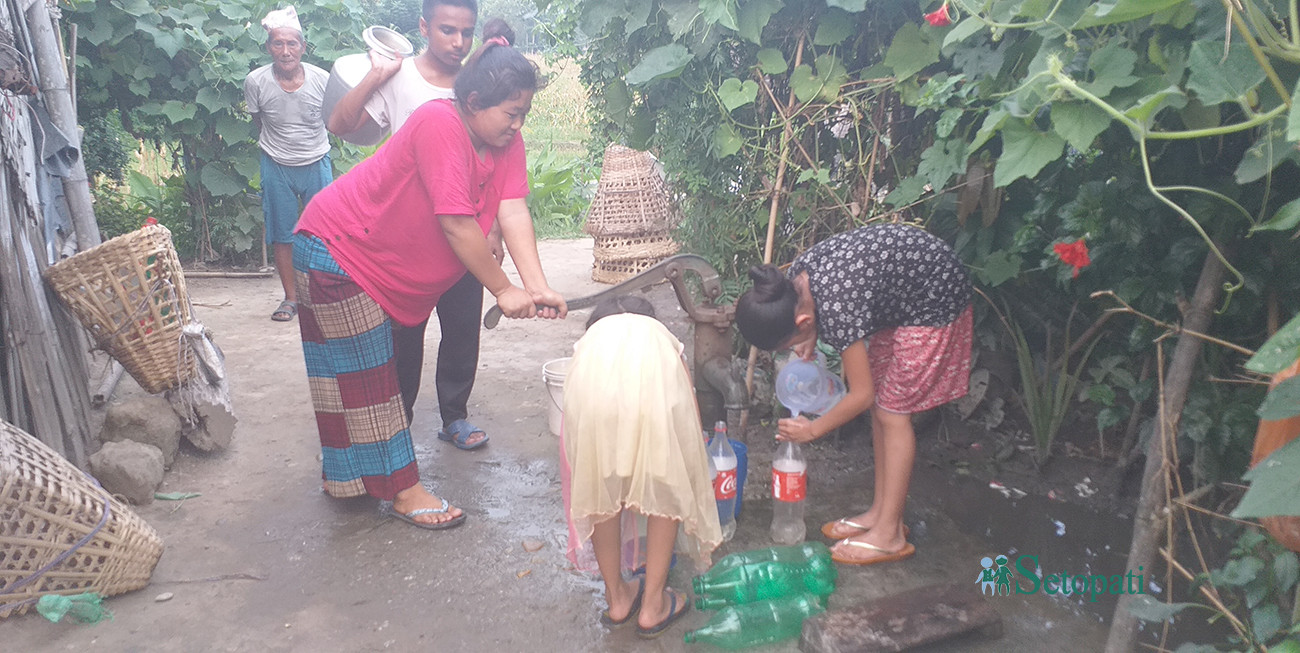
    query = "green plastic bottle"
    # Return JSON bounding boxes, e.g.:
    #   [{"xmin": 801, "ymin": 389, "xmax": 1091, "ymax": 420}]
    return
[
  {"xmin": 683, "ymin": 594, "xmax": 826, "ymax": 649},
  {"xmin": 692, "ymin": 557, "xmax": 836, "ymax": 610},
  {"xmin": 703, "ymin": 542, "xmax": 833, "ymax": 575}
]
